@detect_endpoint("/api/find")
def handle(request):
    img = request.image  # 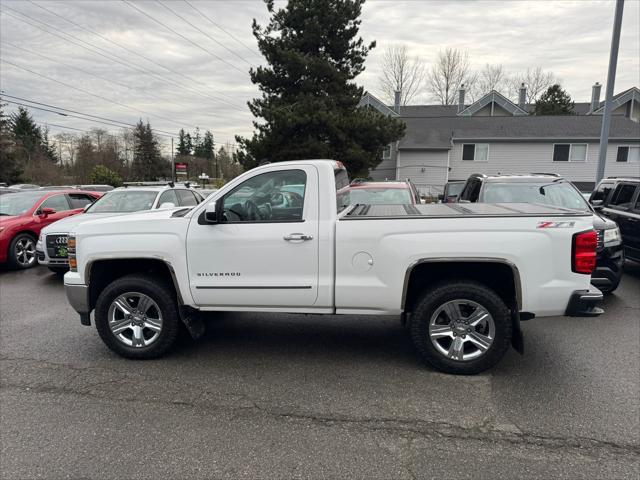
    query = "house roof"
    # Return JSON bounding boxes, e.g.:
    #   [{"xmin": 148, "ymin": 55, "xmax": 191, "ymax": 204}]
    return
[
  {"xmin": 399, "ymin": 115, "xmax": 640, "ymax": 149},
  {"xmin": 592, "ymin": 87, "xmax": 640, "ymax": 114},
  {"xmin": 458, "ymin": 90, "xmax": 528, "ymax": 116}
]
